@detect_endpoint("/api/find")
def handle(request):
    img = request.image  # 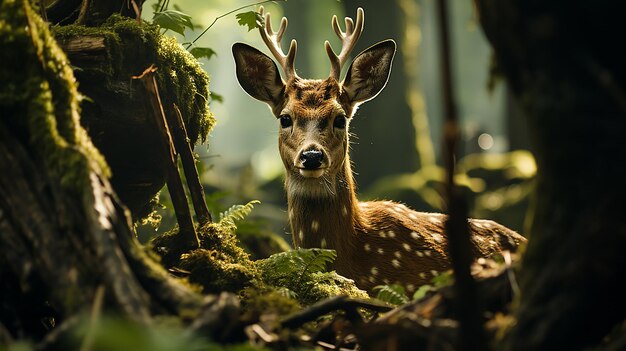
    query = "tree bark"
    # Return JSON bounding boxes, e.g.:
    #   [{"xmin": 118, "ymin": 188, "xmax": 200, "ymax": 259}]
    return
[
  {"xmin": 0, "ymin": 0, "xmax": 235, "ymax": 344},
  {"xmin": 475, "ymin": 1, "xmax": 626, "ymax": 349}
]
